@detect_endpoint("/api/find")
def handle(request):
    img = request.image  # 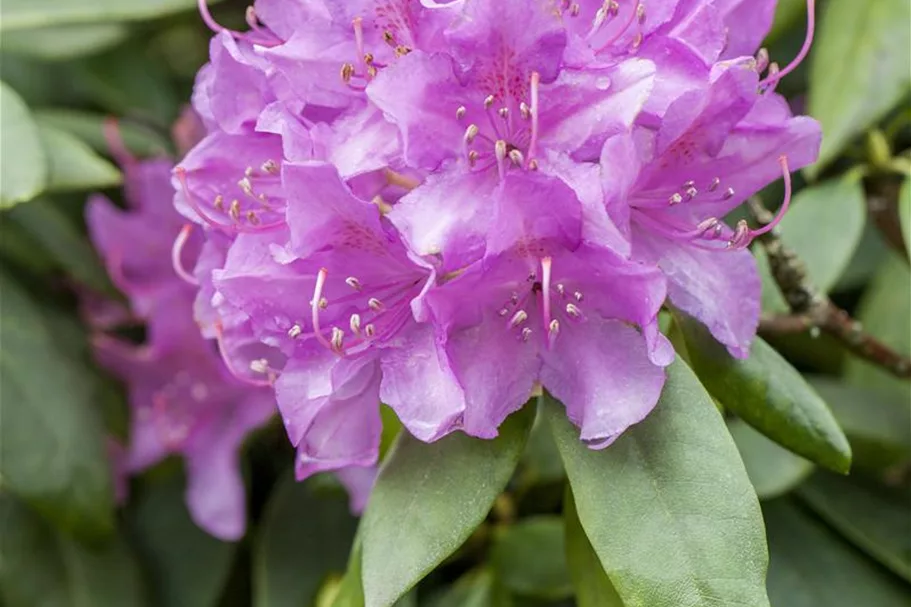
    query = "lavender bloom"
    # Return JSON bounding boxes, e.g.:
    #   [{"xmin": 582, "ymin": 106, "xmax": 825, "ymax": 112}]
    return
[{"xmin": 175, "ymin": 0, "xmax": 821, "ymax": 473}]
